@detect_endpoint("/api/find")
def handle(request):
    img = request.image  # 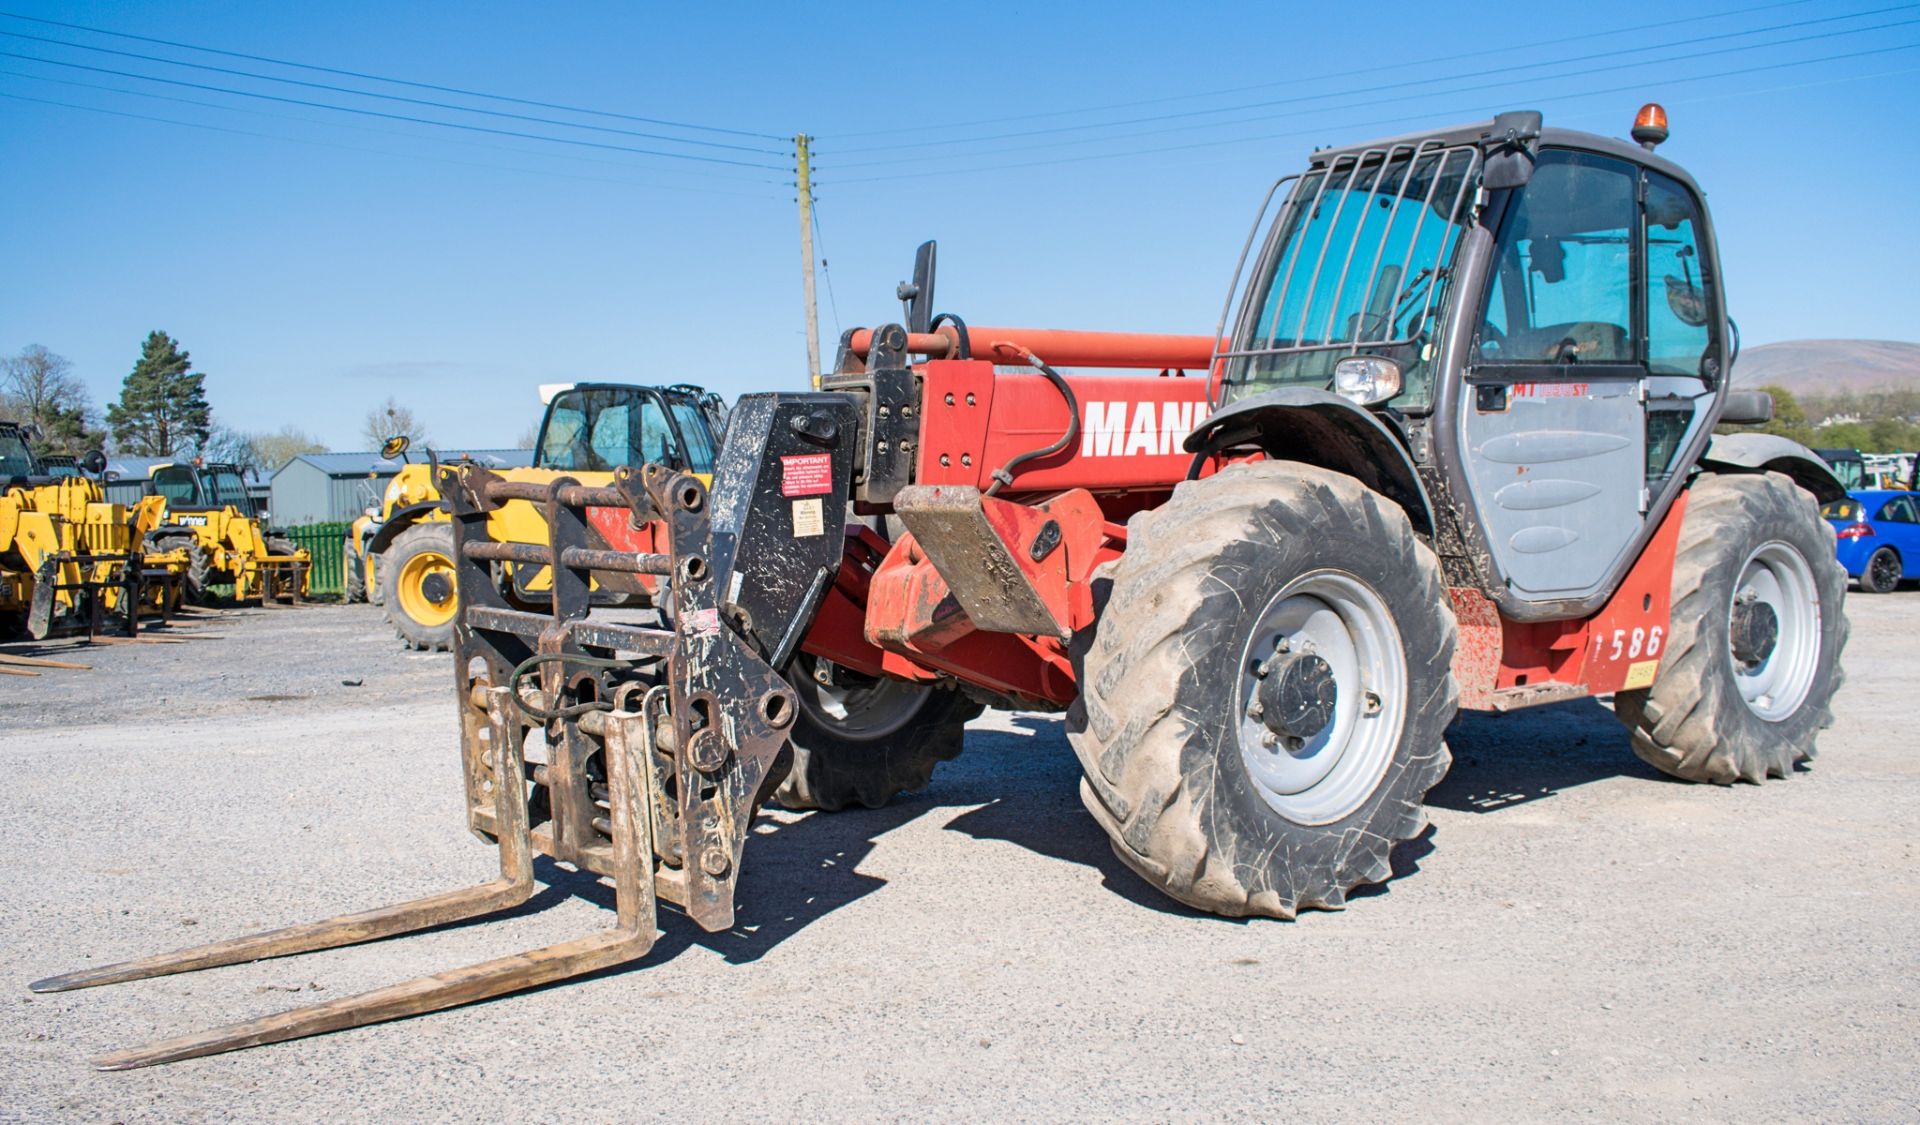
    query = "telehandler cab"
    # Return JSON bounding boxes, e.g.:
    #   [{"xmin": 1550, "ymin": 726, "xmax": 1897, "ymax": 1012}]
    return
[
  {"xmin": 40, "ymin": 106, "xmax": 1849, "ymax": 1069},
  {"xmin": 344, "ymin": 381, "xmax": 724, "ymax": 650}
]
